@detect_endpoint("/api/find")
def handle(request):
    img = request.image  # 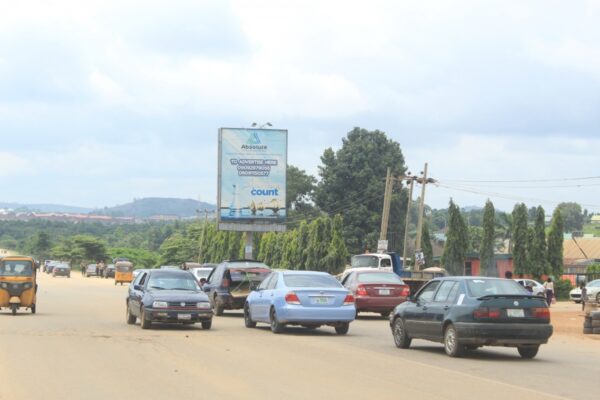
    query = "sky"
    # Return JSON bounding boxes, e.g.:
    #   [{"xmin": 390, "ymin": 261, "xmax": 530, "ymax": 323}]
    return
[{"xmin": 1, "ymin": 0, "xmax": 600, "ymax": 212}]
